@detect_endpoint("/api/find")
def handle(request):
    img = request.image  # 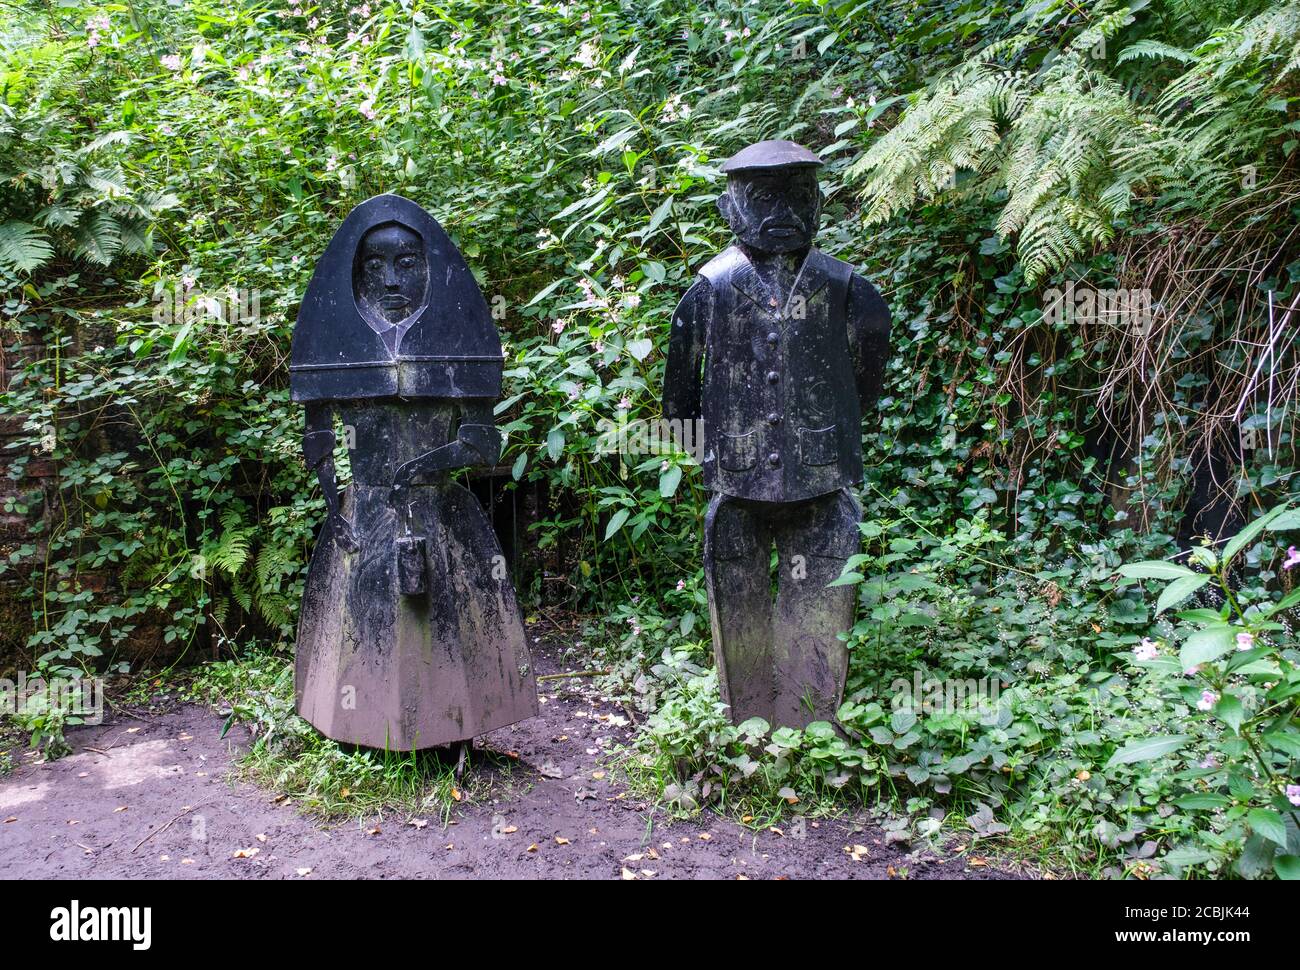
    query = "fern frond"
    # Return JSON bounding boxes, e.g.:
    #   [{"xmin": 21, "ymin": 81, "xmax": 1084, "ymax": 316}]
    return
[{"xmin": 0, "ymin": 221, "xmax": 54, "ymax": 273}]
